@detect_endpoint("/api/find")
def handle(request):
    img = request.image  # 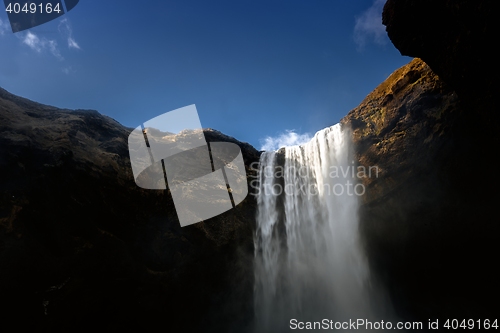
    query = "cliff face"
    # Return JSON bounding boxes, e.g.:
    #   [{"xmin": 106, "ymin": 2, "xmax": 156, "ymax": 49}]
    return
[
  {"xmin": 340, "ymin": 0, "xmax": 499, "ymax": 321},
  {"xmin": 343, "ymin": 58, "xmax": 498, "ymax": 321},
  {"xmin": 343, "ymin": 58, "xmax": 460, "ymax": 206},
  {"xmin": 0, "ymin": 87, "xmax": 259, "ymax": 331}
]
